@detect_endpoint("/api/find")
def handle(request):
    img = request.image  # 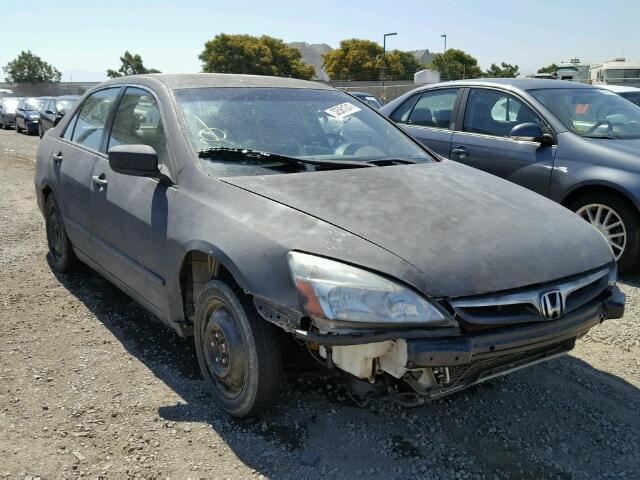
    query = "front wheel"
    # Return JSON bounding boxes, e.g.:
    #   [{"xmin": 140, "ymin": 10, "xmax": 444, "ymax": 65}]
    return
[
  {"xmin": 194, "ymin": 279, "xmax": 281, "ymax": 417},
  {"xmin": 571, "ymin": 193, "xmax": 640, "ymax": 273}
]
